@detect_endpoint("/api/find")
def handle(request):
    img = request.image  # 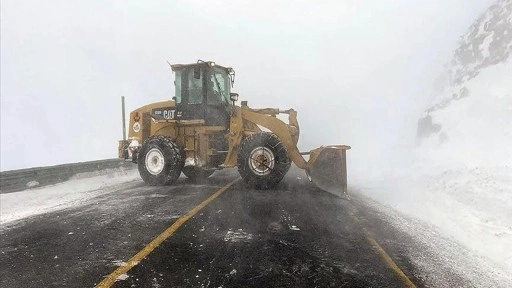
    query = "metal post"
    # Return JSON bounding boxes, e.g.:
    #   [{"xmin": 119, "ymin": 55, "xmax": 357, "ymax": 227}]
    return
[
  {"xmin": 341, "ymin": 149, "xmax": 348, "ymax": 197},
  {"xmin": 121, "ymin": 96, "xmax": 126, "ymax": 141}
]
